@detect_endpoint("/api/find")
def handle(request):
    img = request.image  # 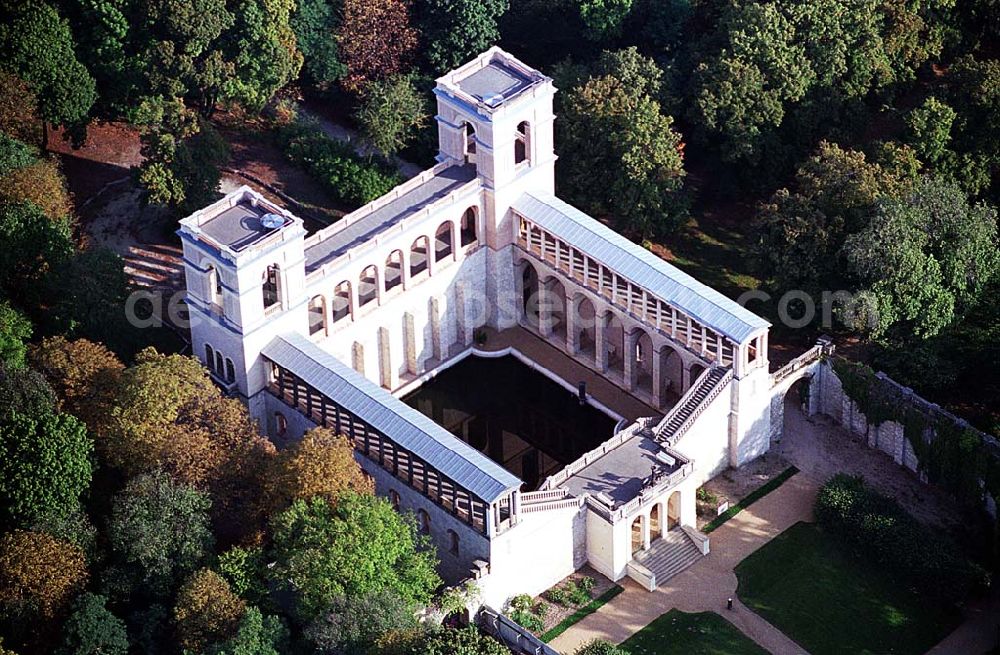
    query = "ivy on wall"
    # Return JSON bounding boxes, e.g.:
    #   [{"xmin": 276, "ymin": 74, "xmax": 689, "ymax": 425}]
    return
[{"xmin": 832, "ymin": 358, "xmax": 1000, "ymax": 521}]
